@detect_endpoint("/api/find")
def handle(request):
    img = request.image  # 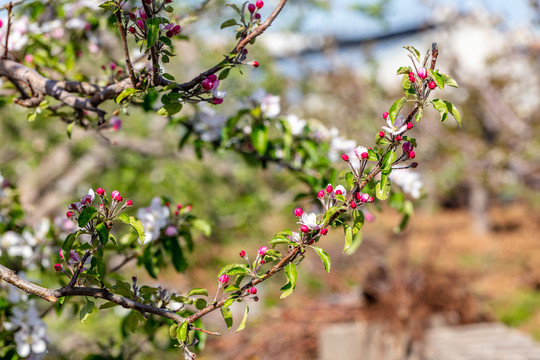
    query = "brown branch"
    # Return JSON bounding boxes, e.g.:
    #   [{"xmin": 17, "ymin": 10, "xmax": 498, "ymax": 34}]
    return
[
  {"xmin": 0, "ymin": 264, "xmax": 185, "ymax": 323},
  {"xmin": 3, "ymin": 2, "xmax": 13, "ymax": 59},
  {"xmin": 142, "ymin": 1, "xmax": 160, "ymax": 86},
  {"xmin": 115, "ymin": 5, "xmax": 137, "ymax": 84}
]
